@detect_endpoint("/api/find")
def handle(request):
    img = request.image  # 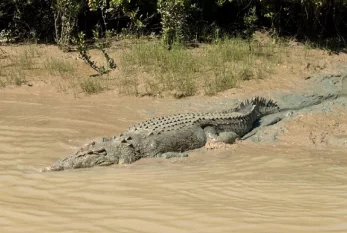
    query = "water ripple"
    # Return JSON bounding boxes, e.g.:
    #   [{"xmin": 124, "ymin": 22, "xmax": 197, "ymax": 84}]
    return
[{"xmin": 1, "ymin": 92, "xmax": 347, "ymax": 233}]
